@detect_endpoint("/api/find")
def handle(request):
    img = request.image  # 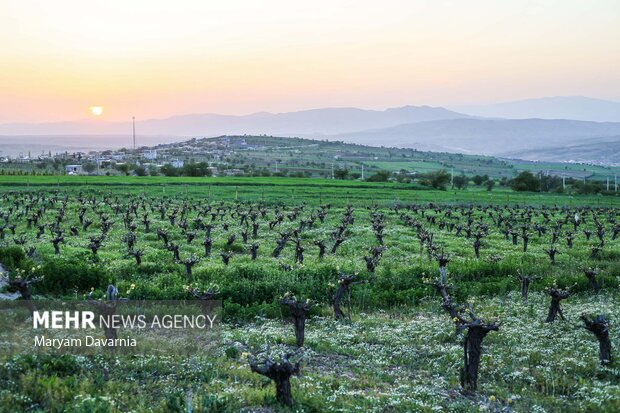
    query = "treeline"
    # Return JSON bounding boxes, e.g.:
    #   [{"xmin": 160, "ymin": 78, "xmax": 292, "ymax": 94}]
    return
[
  {"xmin": 160, "ymin": 162, "xmax": 212, "ymax": 177},
  {"xmin": 510, "ymin": 171, "xmax": 615, "ymax": 195}
]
